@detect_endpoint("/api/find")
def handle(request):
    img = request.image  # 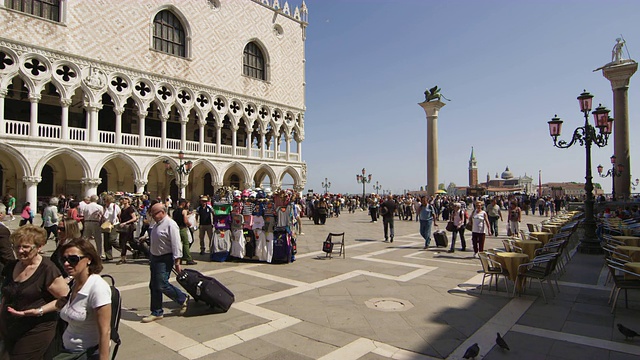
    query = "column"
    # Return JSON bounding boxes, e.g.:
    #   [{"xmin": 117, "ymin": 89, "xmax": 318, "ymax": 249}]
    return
[
  {"xmin": 216, "ymin": 126, "xmax": 222, "ymax": 154},
  {"xmin": 297, "ymin": 137, "xmax": 303, "ymax": 160},
  {"xmin": 22, "ymin": 176, "xmax": 42, "ymax": 210},
  {"xmin": 418, "ymin": 100, "xmax": 446, "ymax": 196},
  {"xmin": 29, "ymin": 94, "xmax": 41, "ymax": 137},
  {"xmin": 273, "ymin": 136, "xmax": 279, "ymax": 160},
  {"xmin": 180, "ymin": 116, "xmax": 188, "ymax": 151},
  {"xmin": 246, "ymin": 128, "xmax": 252, "ymax": 158},
  {"xmin": 114, "ymin": 107, "xmax": 123, "ymax": 146},
  {"xmin": 0, "ymin": 90, "xmax": 6, "ymax": 136},
  {"xmin": 231, "ymin": 125, "xmax": 238, "ymax": 156},
  {"xmin": 198, "ymin": 120, "xmax": 206, "ymax": 153},
  {"xmin": 81, "ymin": 177, "xmax": 102, "ymax": 197},
  {"xmin": 134, "ymin": 179, "xmax": 148, "ymax": 194},
  {"xmin": 60, "ymin": 98, "xmax": 71, "ymax": 141},
  {"xmin": 285, "ymin": 134, "xmax": 291, "ymax": 161},
  {"xmin": 138, "ymin": 113, "xmax": 146, "ymax": 148},
  {"xmin": 86, "ymin": 103, "xmax": 101, "ymax": 143},
  {"xmin": 160, "ymin": 114, "xmax": 168, "ymax": 150},
  {"xmin": 178, "ymin": 178, "xmax": 188, "ymax": 199},
  {"xmin": 602, "ymin": 61, "xmax": 638, "ymax": 200},
  {"xmin": 260, "ymin": 131, "xmax": 267, "ymax": 158}
]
